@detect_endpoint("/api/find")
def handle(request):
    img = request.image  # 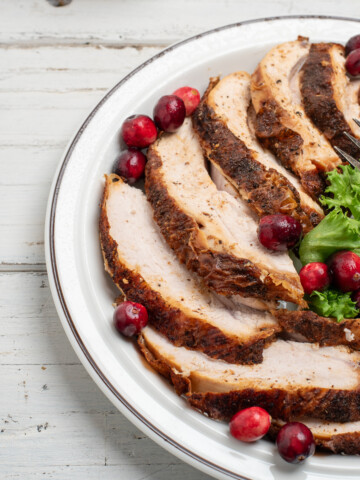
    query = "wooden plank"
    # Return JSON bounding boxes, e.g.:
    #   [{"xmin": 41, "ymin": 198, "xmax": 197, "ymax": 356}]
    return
[
  {"xmin": 0, "ymin": 226, "xmax": 45, "ymax": 267},
  {"xmin": 0, "ymin": 186, "xmax": 49, "ymax": 223},
  {"xmin": 2, "ymin": 463, "xmax": 210, "ymax": 479},
  {"xmin": 0, "ymin": 46, "xmax": 161, "ymax": 93},
  {"xmin": 1, "ymin": 413, "xmax": 106, "ymax": 467},
  {"xmin": 0, "ymin": 45, "xmax": 159, "ymax": 265},
  {"xmin": 0, "ymin": 106, "xmax": 92, "ymax": 147},
  {"xmin": 0, "ymin": 46, "xmax": 161, "ymax": 145},
  {"xmin": 0, "ymin": 364, "xmax": 116, "ymax": 414},
  {"xmin": 0, "ymin": 0, "xmax": 357, "ymax": 46},
  {"xmin": 0, "ymin": 145, "xmax": 64, "ymax": 186},
  {"xmin": 0, "ymin": 410, "xmax": 210, "ymax": 474},
  {"xmin": 0, "ymin": 272, "xmax": 77, "ymax": 364}
]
